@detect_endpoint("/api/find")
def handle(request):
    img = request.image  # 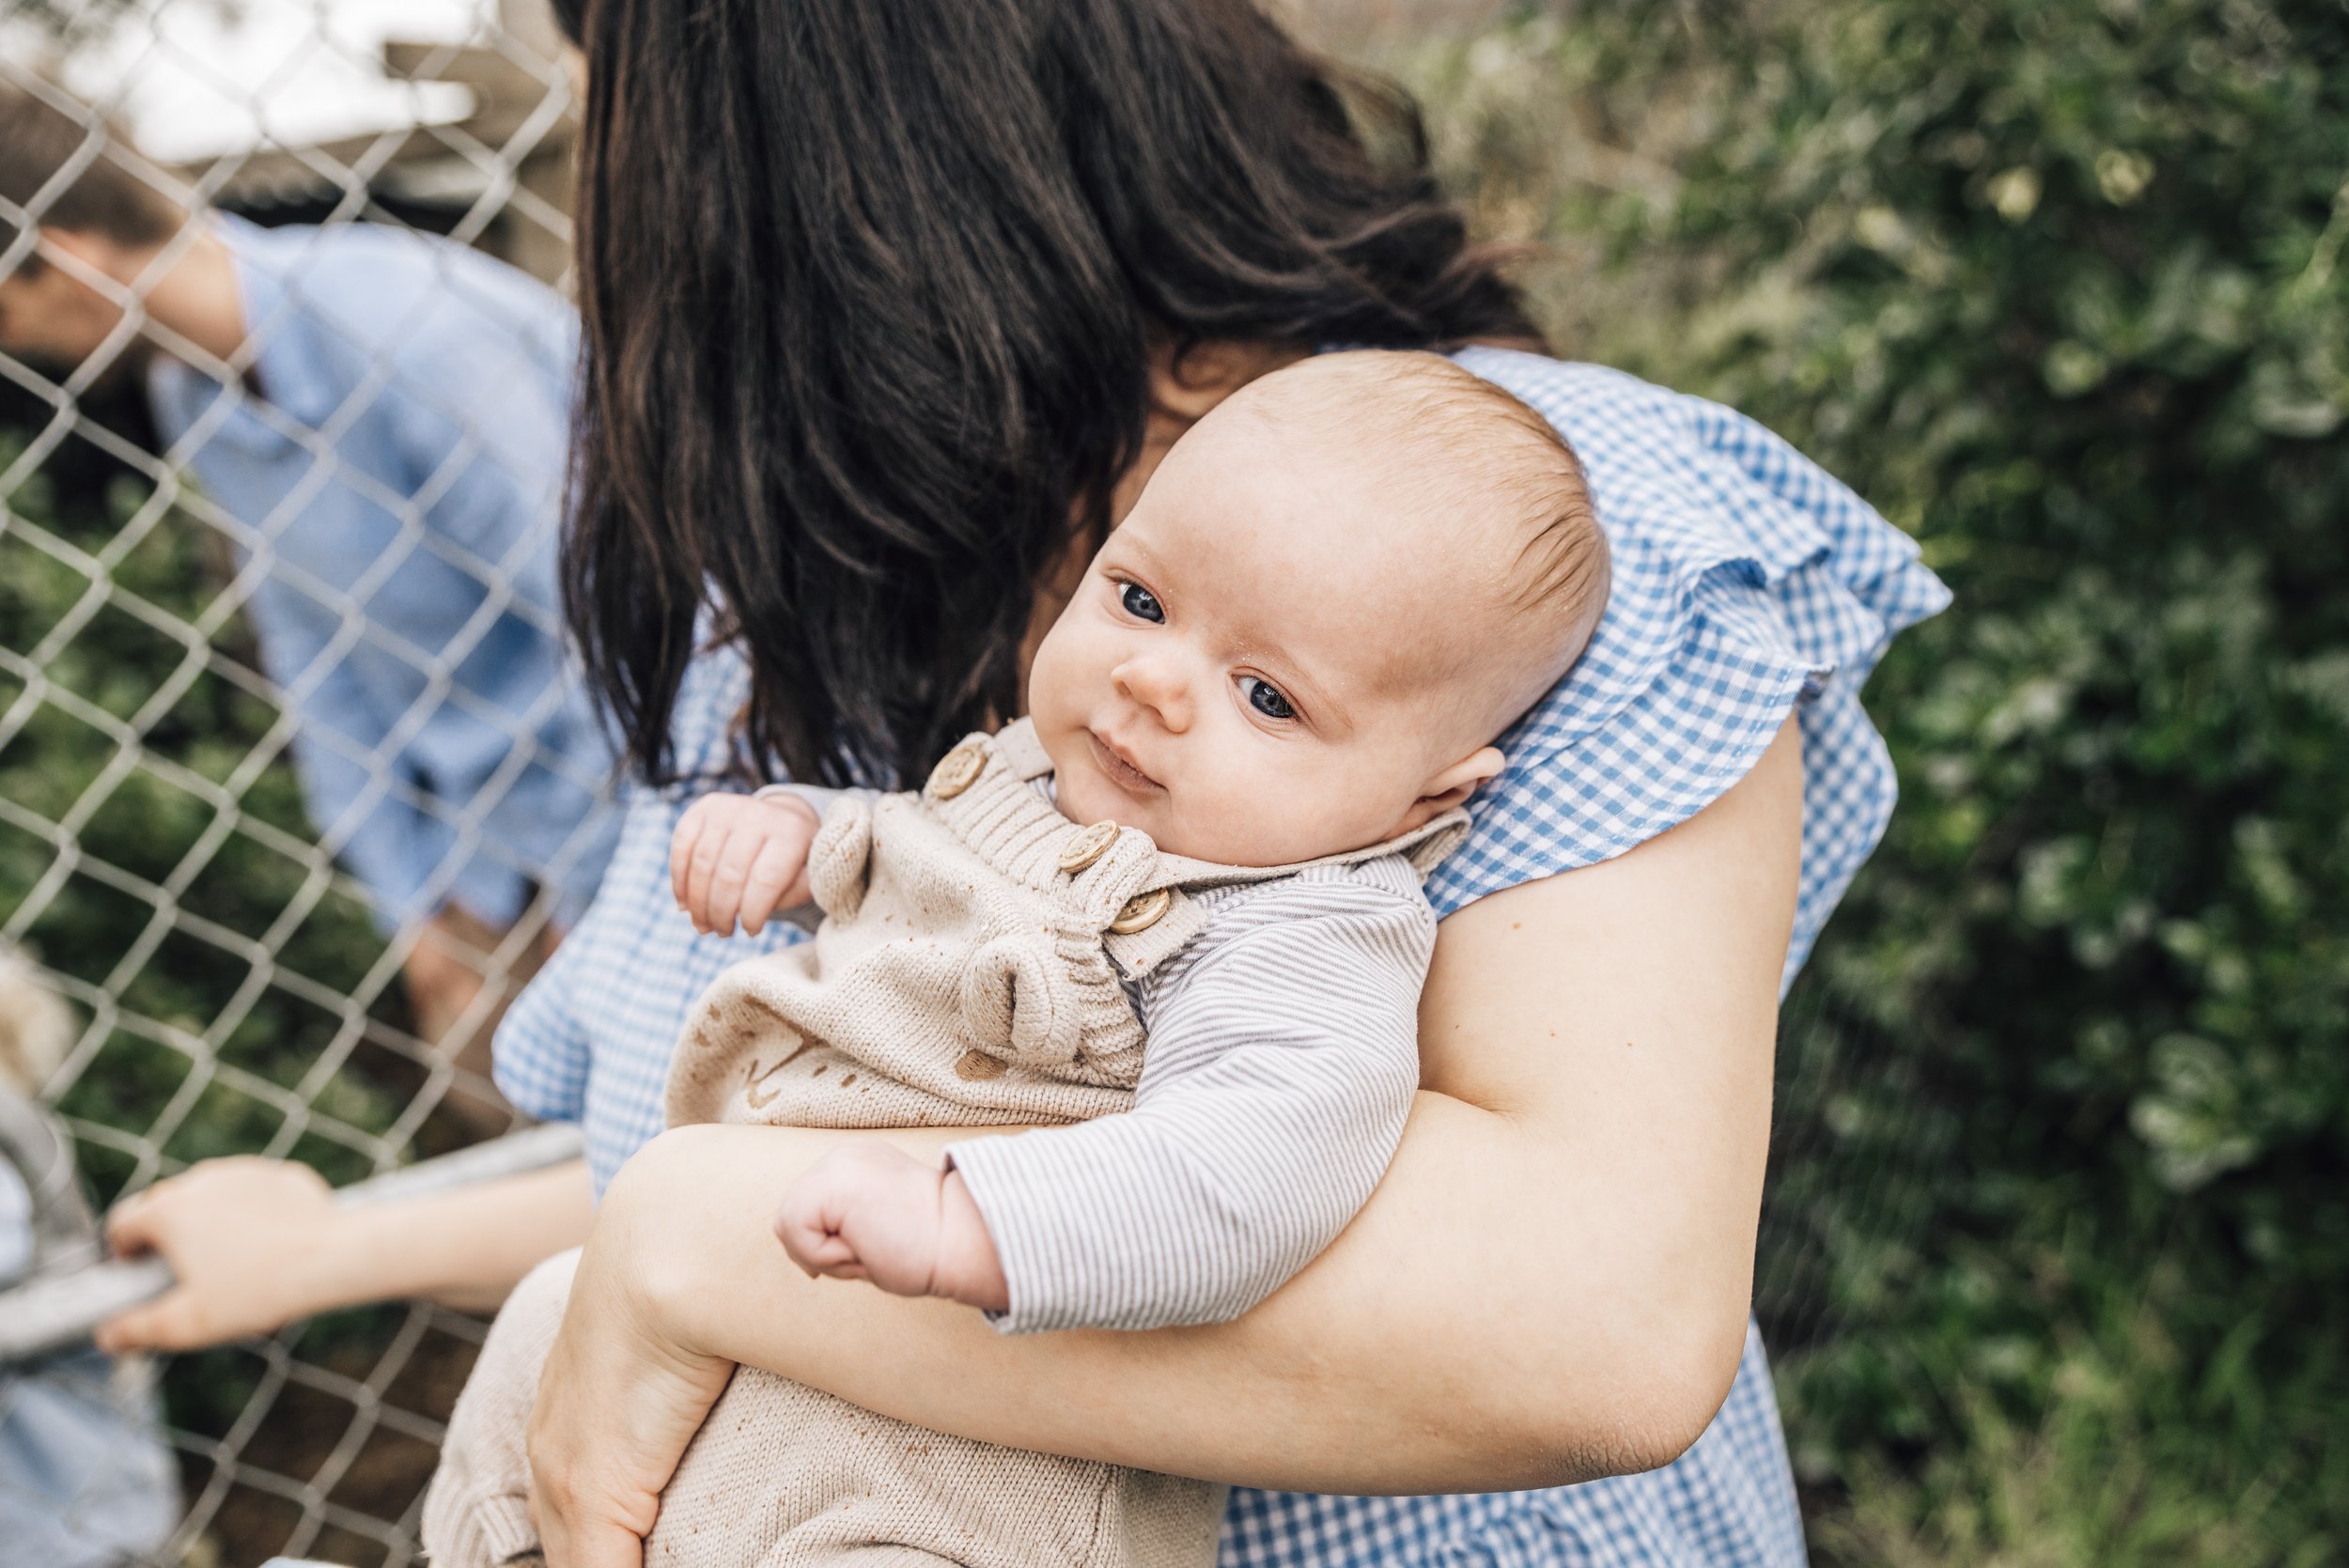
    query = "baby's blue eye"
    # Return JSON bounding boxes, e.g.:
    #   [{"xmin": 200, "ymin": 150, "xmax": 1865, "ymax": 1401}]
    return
[
  {"xmin": 1120, "ymin": 582, "xmax": 1164, "ymax": 623},
  {"xmin": 1240, "ymin": 675, "xmax": 1295, "ymax": 721}
]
